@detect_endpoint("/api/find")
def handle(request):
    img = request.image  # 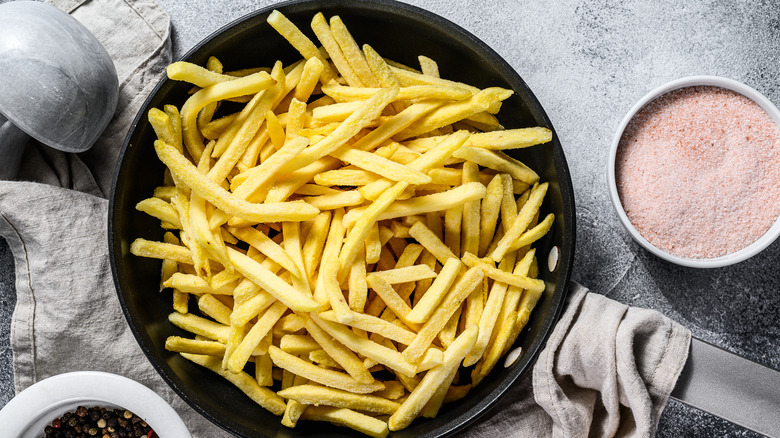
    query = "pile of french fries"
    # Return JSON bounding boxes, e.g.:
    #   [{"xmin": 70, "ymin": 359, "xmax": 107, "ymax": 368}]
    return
[{"xmin": 129, "ymin": 10, "xmax": 554, "ymax": 437}]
